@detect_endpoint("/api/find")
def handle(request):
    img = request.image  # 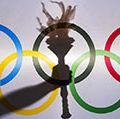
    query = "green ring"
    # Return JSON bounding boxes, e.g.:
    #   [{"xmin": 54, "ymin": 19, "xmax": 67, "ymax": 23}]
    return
[{"xmin": 70, "ymin": 50, "xmax": 120, "ymax": 113}]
